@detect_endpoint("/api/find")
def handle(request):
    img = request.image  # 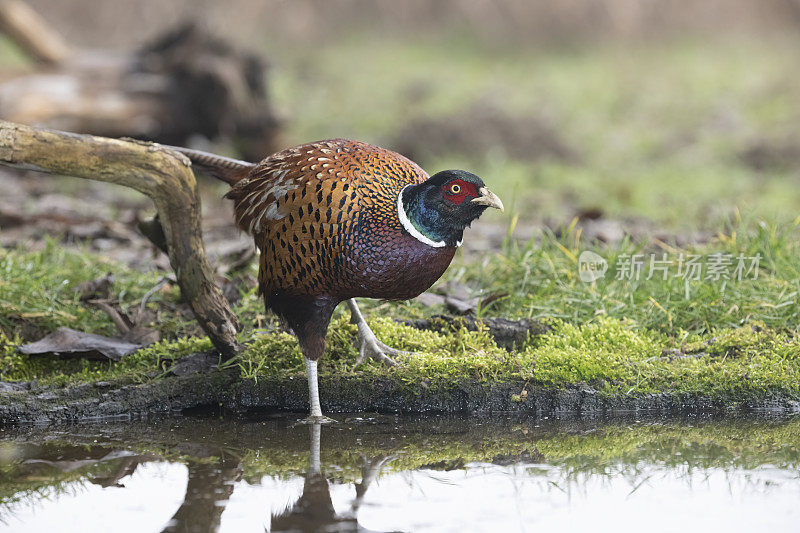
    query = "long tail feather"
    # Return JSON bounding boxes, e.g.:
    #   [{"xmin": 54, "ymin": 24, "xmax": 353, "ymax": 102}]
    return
[{"xmin": 164, "ymin": 145, "xmax": 255, "ymax": 185}]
